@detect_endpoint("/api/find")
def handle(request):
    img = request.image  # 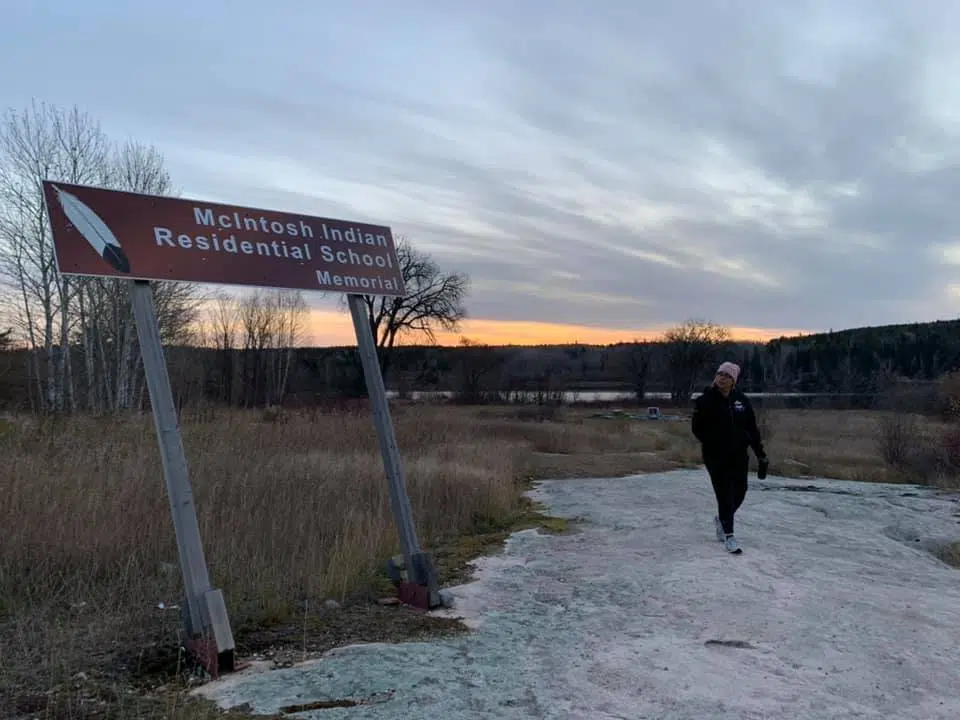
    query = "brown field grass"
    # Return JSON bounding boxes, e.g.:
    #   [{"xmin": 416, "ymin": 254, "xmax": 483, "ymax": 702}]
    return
[{"xmin": 0, "ymin": 403, "xmax": 954, "ymax": 718}]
